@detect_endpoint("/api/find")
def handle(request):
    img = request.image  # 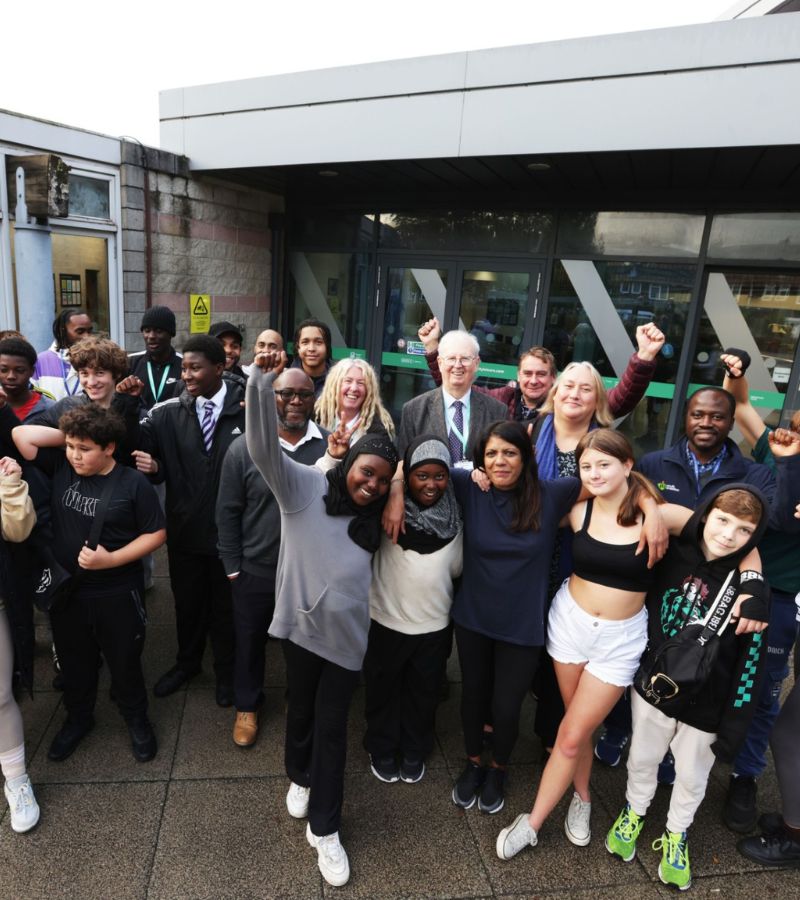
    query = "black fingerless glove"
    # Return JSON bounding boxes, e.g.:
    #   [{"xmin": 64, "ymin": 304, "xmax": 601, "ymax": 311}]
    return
[
  {"xmin": 737, "ymin": 570, "xmax": 770, "ymax": 622},
  {"xmin": 723, "ymin": 348, "xmax": 752, "ymax": 378}
]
